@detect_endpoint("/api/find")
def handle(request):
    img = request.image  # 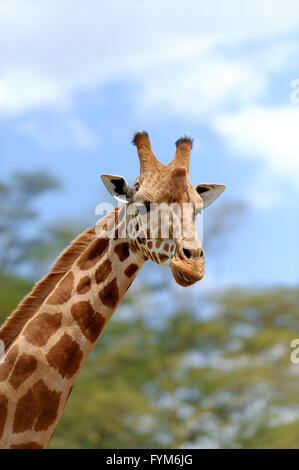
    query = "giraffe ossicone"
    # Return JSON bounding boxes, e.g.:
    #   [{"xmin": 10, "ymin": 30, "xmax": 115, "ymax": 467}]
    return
[{"xmin": 0, "ymin": 131, "xmax": 225, "ymax": 448}]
